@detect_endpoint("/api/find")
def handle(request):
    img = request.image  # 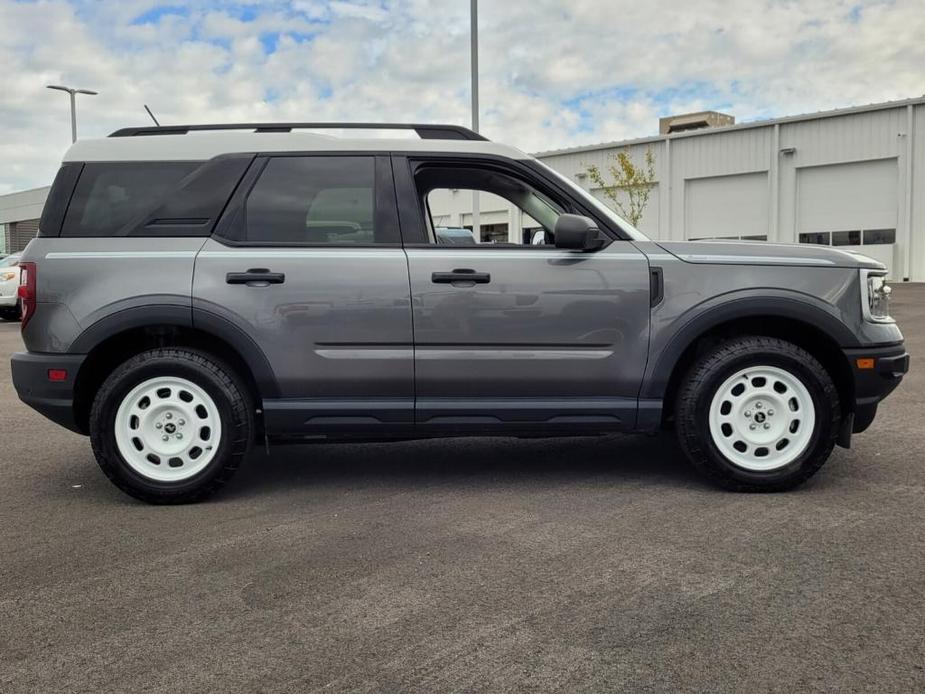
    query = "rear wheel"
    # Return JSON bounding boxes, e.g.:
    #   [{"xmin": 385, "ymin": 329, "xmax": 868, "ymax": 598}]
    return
[
  {"xmin": 0, "ymin": 306, "xmax": 20, "ymax": 321},
  {"xmin": 90, "ymin": 348, "xmax": 253, "ymax": 503},
  {"xmin": 675, "ymin": 336, "xmax": 840, "ymax": 492}
]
